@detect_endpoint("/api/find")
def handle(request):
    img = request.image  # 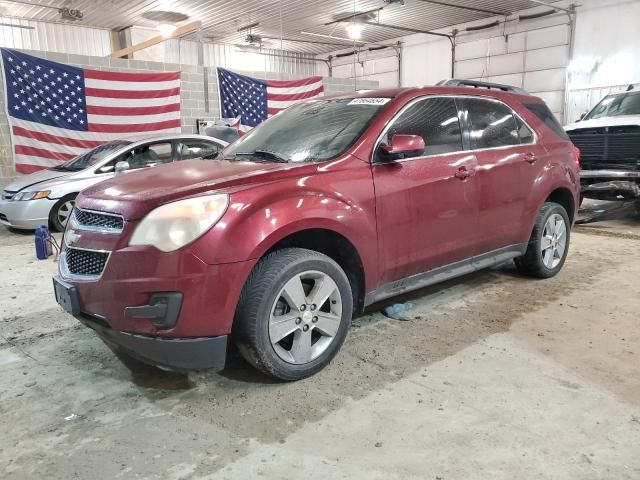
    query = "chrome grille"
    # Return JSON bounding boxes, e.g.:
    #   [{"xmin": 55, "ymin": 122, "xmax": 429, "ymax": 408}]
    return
[
  {"xmin": 72, "ymin": 208, "xmax": 124, "ymax": 233},
  {"xmin": 569, "ymin": 126, "xmax": 640, "ymax": 172},
  {"xmin": 63, "ymin": 247, "xmax": 109, "ymax": 278}
]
